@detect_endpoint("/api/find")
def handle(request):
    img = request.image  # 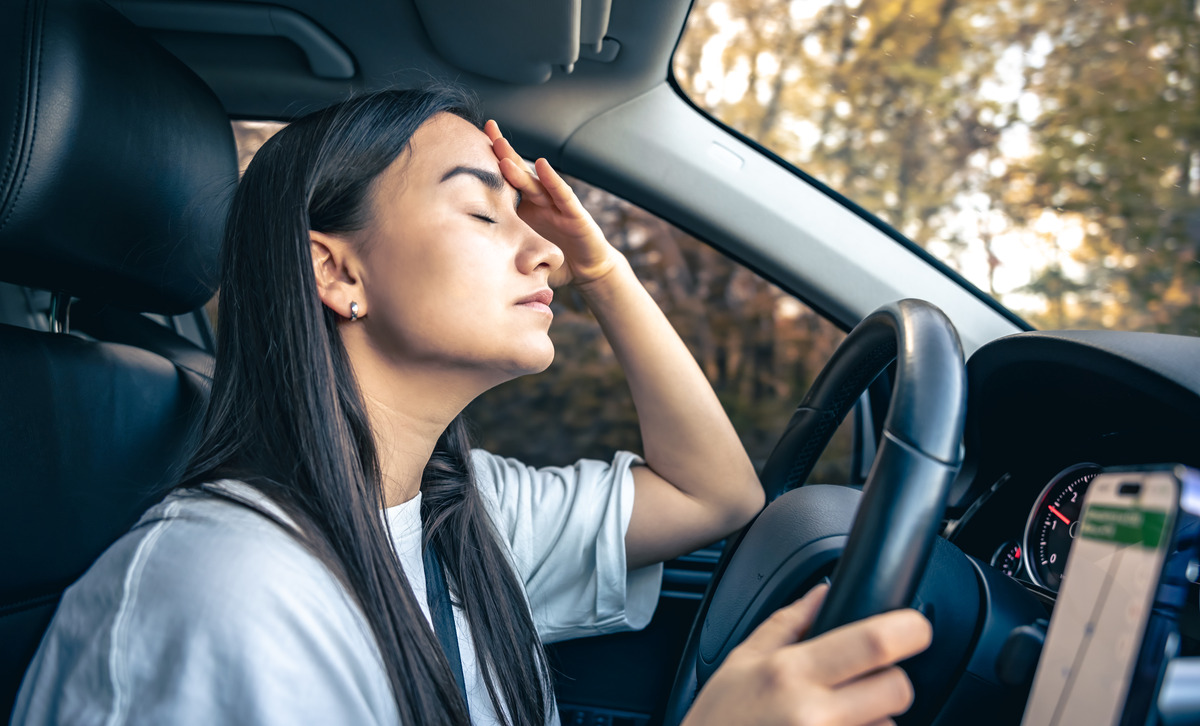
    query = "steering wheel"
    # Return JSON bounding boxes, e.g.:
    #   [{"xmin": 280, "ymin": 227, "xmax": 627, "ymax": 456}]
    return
[{"xmin": 661, "ymin": 298, "xmax": 967, "ymax": 725}]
